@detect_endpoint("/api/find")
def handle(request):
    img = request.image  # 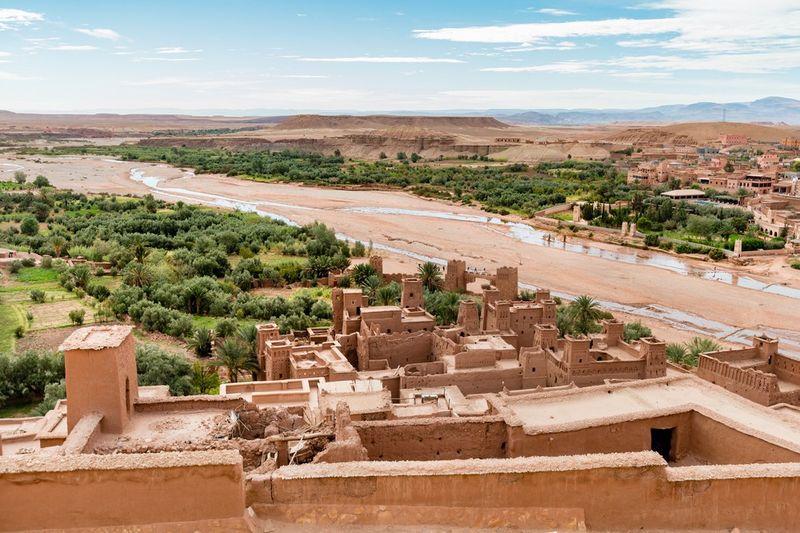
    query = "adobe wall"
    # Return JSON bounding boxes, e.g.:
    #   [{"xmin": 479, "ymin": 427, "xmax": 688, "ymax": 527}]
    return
[
  {"xmin": 402, "ymin": 367, "xmax": 523, "ymax": 395},
  {"xmin": 506, "ymin": 413, "xmax": 691, "ymax": 459},
  {"xmin": 354, "ymin": 416, "xmax": 508, "ymax": 461},
  {"xmin": 689, "ymin": 412, "xmax": 800, "ymax": 464},
  {"xmin": 358, "ymin": 330, "xmax": 432, "ymax": 370},
  {"xmin": 134, "ymin": 395, "xmax": 250, "ymax": 413},
  {"xmin": 266, "ymin": 453, "xmax": 800, "ymax": 530},
  {"xmin": 0, "ymin": 450, "xmax": 245, "ymax": 531},
  {"xmin": 697, "ymin": 356, "xmax": 778, "ymax": 405},
  {"xmin": 772, "ymin": 353, "xmax": 800, "ymax": 386}
]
